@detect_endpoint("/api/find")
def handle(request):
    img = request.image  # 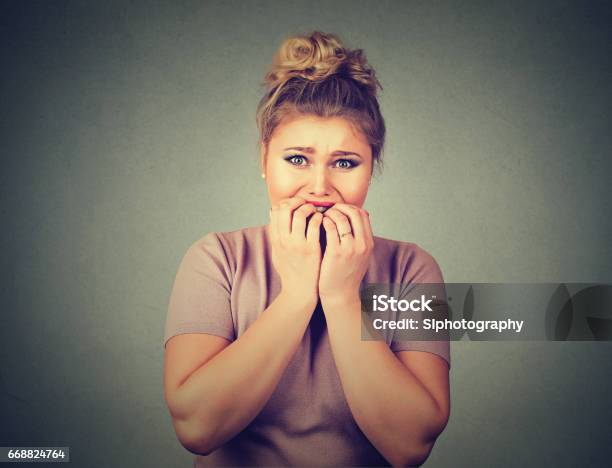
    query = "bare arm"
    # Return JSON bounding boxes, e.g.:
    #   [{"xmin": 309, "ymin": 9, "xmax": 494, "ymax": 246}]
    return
[
  {"xmin": 164, "ymin": 197, "xmax": 324, "ymax": 455},
  {"xmin": 164, "ymin": 291, "xmax": 317, "ymax": 455},
  {"xmin": 323, "ymin": 296, "xmax": 450, "ymax": 467},
  {"xmin": 318, "ymin": 205, "xmax": 450, "ymax": 466}
]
